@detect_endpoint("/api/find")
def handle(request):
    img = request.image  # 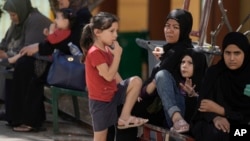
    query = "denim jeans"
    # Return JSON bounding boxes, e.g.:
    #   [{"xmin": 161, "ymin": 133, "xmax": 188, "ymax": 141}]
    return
[{"xmin": 155, "ymin": 69, "xmax": 185, "ymax": 127}]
